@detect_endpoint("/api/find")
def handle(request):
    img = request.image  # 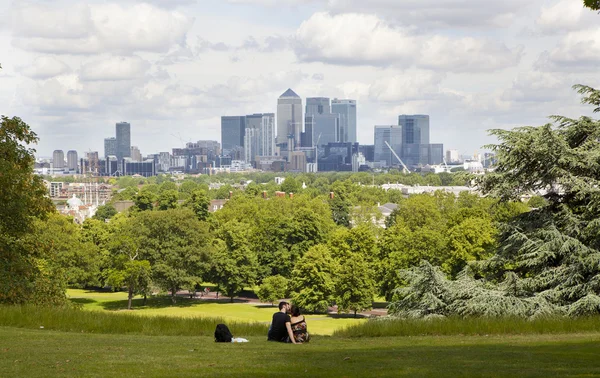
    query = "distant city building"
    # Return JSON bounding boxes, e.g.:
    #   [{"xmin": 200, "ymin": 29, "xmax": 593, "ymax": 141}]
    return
[
  {"xmin": 446, "ymin": 149, "xmax": 460, "ymax": 163},
  {"xmin": 122, "ymin": 158, "xmax": 156, "ymax": 177},
  {"xmin": 221, "ymin": 116, "xmax": 246, "ymax": 156},
  {"xmin": 332, "ymin": 99, "xmax": 357, "ymax": 143},
  {"xmin": 158, "ymin": 152, "xmax": 171, "ymax": 172},
  {"xmin": 130, "ymin": 146, "xmax": 142, "ymax": 162},
  {"xmin": 67, "ymin": 150, "xmax": 78, "ymax": 172},
  {"xmin": 52, "ymin": 150, "xmax": 65, "ymax": 169},
  {"xmin": 289, "ymin": 151, "xmax": 307, "ymax": 172},
  {"xmin": 116, "ymin": 122, "xmax": 131, "ymax": 170},
  {"xmin": 244, "ymin": 127, "xmax": 259, "ymax": 164},
  {"xmin": 306, "ymin": 113, "xmax": 340, "ymax": 147},
  {"xmin": 172, "ymin": 140, "xmax": 220, "ymax": 173},
  {"xmin": 394, "ymin": 115, "xmax": 444, "ymax": 167},
  {"xmin": 358, "ymin": 144, "xmax": 375, "ymax": 162},
  {"xmin": 277, "ymin": 89, "xmax": 303, "ymax": 151},
  {"xmin": 374, "ymin": 126, "xmax": 402, "ymax": 167},
  {"xmin": 318, "ymin": 142, "xmax": 359, "ymax": 172},
  {"xmin": 104, "ymin": 137, "xmax": 117, "ymax": 159},
  {"xmin": 306, "ymin": 97, "xmax": 330, "ymax": 116},
  {"xmin": 80, "ymin": 151, "xmax": 100, "ymax": 175},
  {"xmin": 259, "ymin": 113, "xmax": 276, "ymax": 157}
]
